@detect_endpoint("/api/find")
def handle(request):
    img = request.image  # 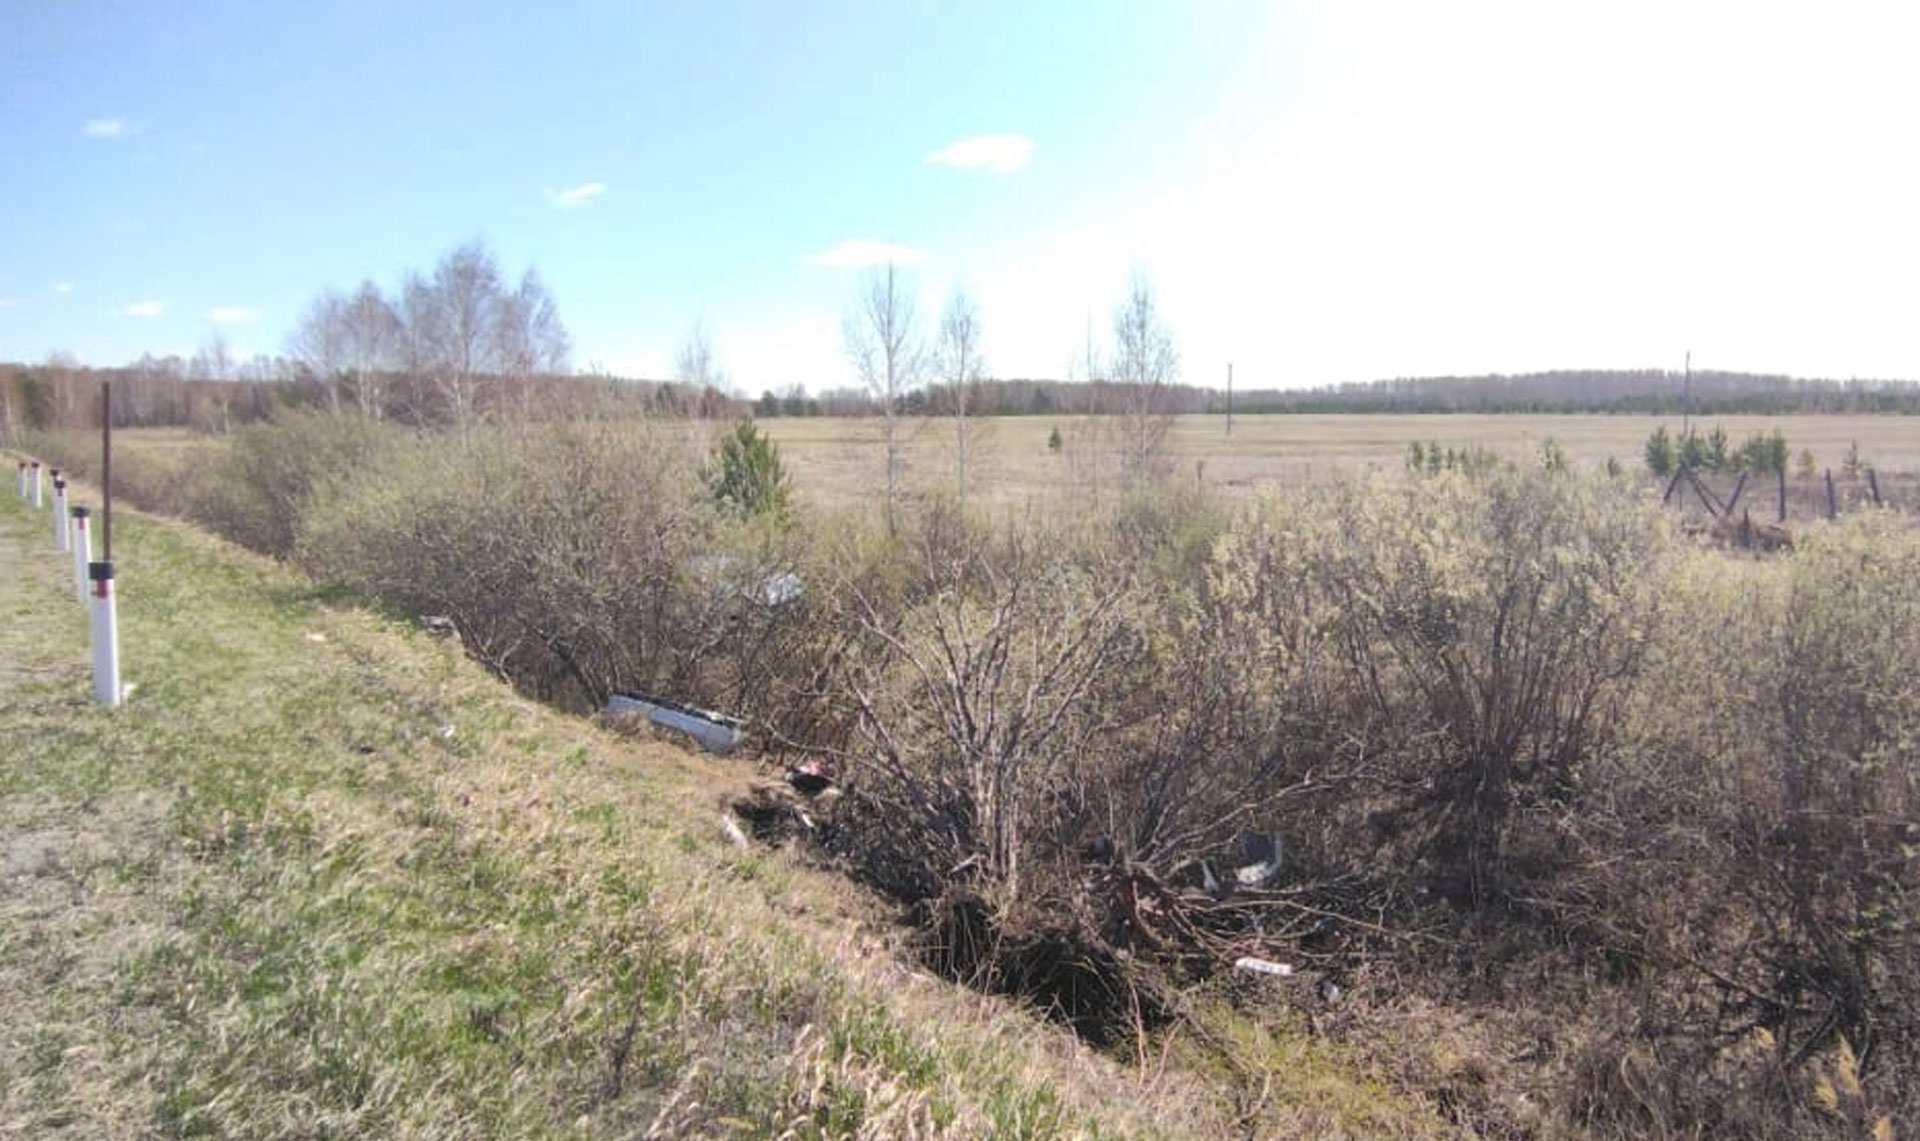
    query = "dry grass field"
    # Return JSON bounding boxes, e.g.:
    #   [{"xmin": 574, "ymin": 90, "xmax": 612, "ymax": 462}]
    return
[{"xmin": 760, "ymin": 412, "xmax": 1920, "ymax": 509}]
